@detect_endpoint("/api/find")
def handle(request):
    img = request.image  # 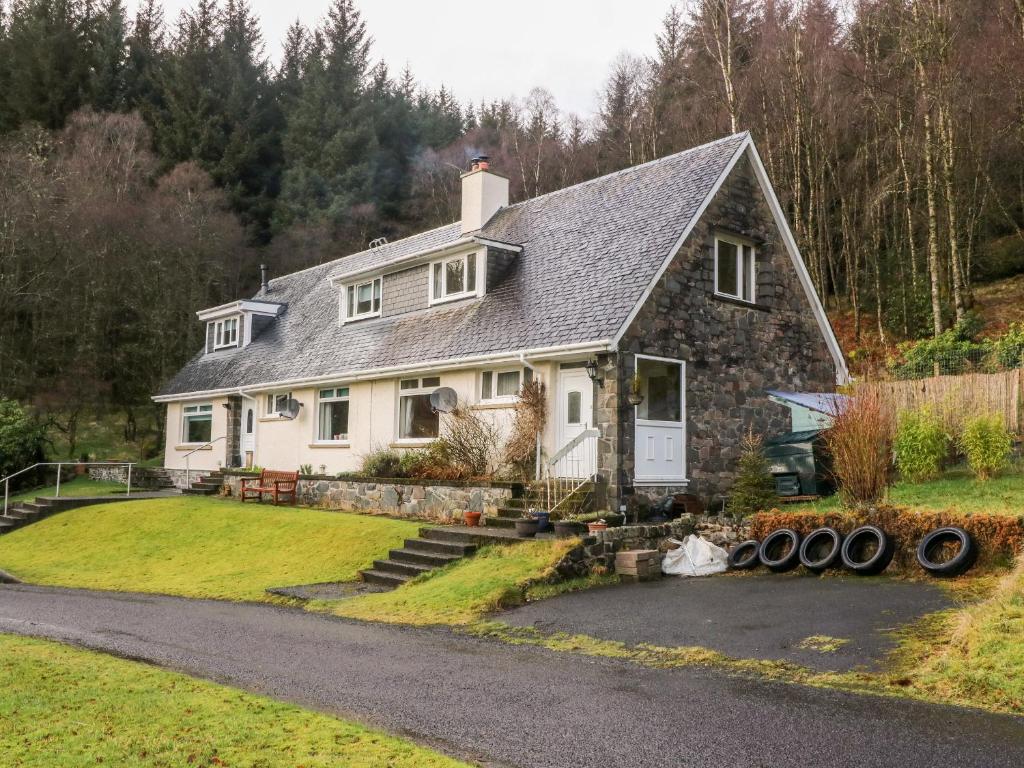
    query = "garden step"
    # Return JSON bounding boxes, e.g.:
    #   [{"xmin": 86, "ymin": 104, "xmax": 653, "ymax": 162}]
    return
[
  {"xmin": 403, "ymin": 538, "xmax": 477, "ymax": 557},
  {"xmin": 0, "ymin": 514, "xmax": 25, "ymax": 529},
  {"xmin": 181, "ymin": 487, "xmax": 218, "ymax": 496},
  {"xmin": 0, "ymin": 520, "xmax": 18, "ymax": 534},
  {"xmin": 389, "ymin": 548, "xmax": 462, "ymax": 568},
  {"xmin": 360, "ymin": 569, "xmax": 410, "ymax": 588},
  {"xmin": 418, "ymin": 526, "xmax": 478, "ymax": 544},
  {"xmin": 483, "ymin": 516, "xmax": 519, "ymax": 529},
  {"xmin": 21, "ymin": 501, "xmax": 52, "ymax": 513},
  {"xmin": 372, "ymin": 559, "xmax": 435, "ymax": 578},
  {"xmin": 496, "ymin": 506, "xmax": 530, "ymax": 519}
]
